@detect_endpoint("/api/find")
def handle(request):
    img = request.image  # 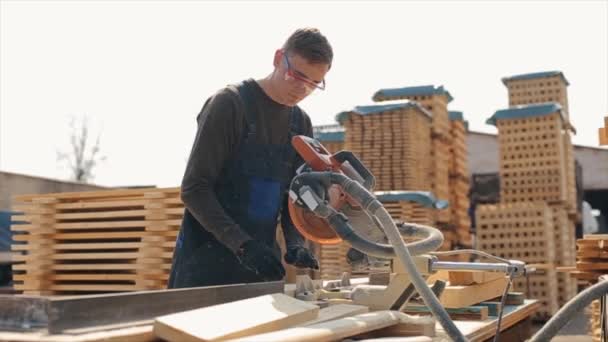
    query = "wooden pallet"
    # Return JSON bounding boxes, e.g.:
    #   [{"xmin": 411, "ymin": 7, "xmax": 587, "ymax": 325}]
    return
[
  {"xmin": 512, "ymin": 268, "xmax": 559, "ymax": 321},
  {"xmin": 318, "ymin": 241, "xmax": 351, "ymax": 280},
  {"xmin": 496, "ymin": 113, "xmax": 570, "ymax": 203},
  {"xmin": 476, "ymin": 202, "xmax": 556, "ymax": 264},
  {"xmin": 11, "ymin": 188, "xmax": 182, "ymax": 295}
]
